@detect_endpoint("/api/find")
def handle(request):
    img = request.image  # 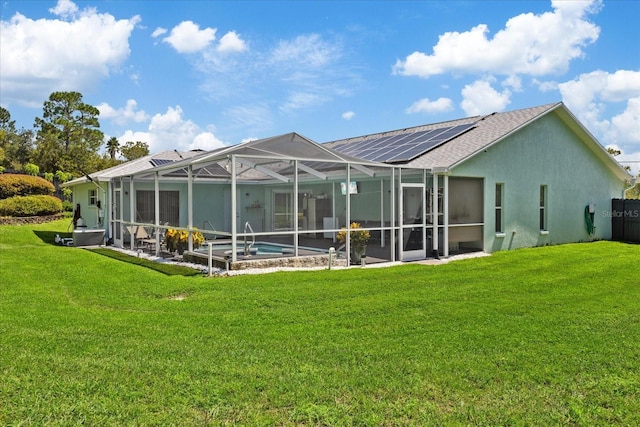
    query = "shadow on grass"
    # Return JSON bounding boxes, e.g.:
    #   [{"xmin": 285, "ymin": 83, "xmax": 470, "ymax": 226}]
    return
[
  {"xmin": 33, "ymin": 230, "xmax": 72, "ymax": 245},
  {"xmin": 89, "ymin": 248, "xmax": 202, "ymax": 277}
]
